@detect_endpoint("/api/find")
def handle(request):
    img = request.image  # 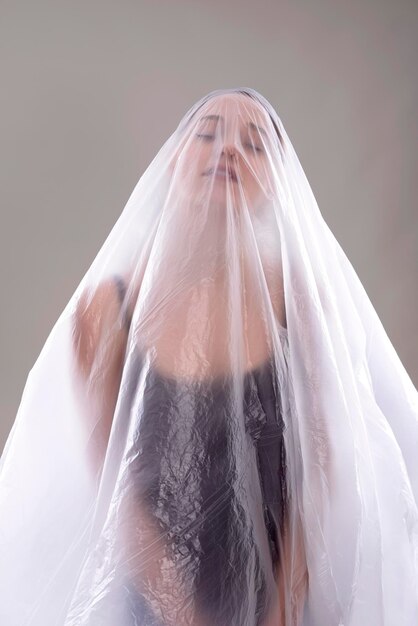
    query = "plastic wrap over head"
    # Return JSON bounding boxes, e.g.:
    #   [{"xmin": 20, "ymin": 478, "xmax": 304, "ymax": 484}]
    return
[{"xmin": 1, "ymin": 87, "xmax": 418, "ymax": 626}]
